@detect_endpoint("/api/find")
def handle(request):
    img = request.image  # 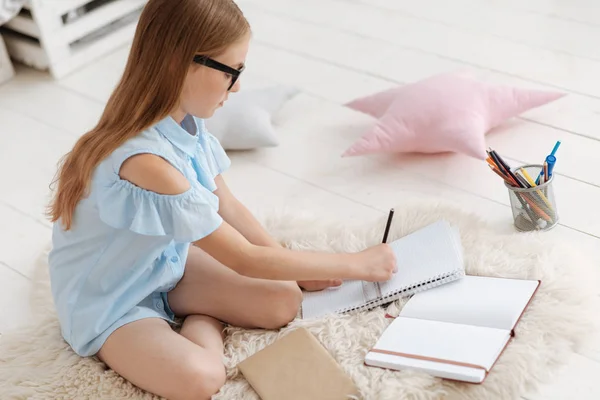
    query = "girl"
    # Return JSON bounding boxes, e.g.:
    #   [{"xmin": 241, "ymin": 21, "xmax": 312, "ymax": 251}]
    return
[{"xmin": 47, "ymin": 1, "xmax": 396, "ymax": 399}]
